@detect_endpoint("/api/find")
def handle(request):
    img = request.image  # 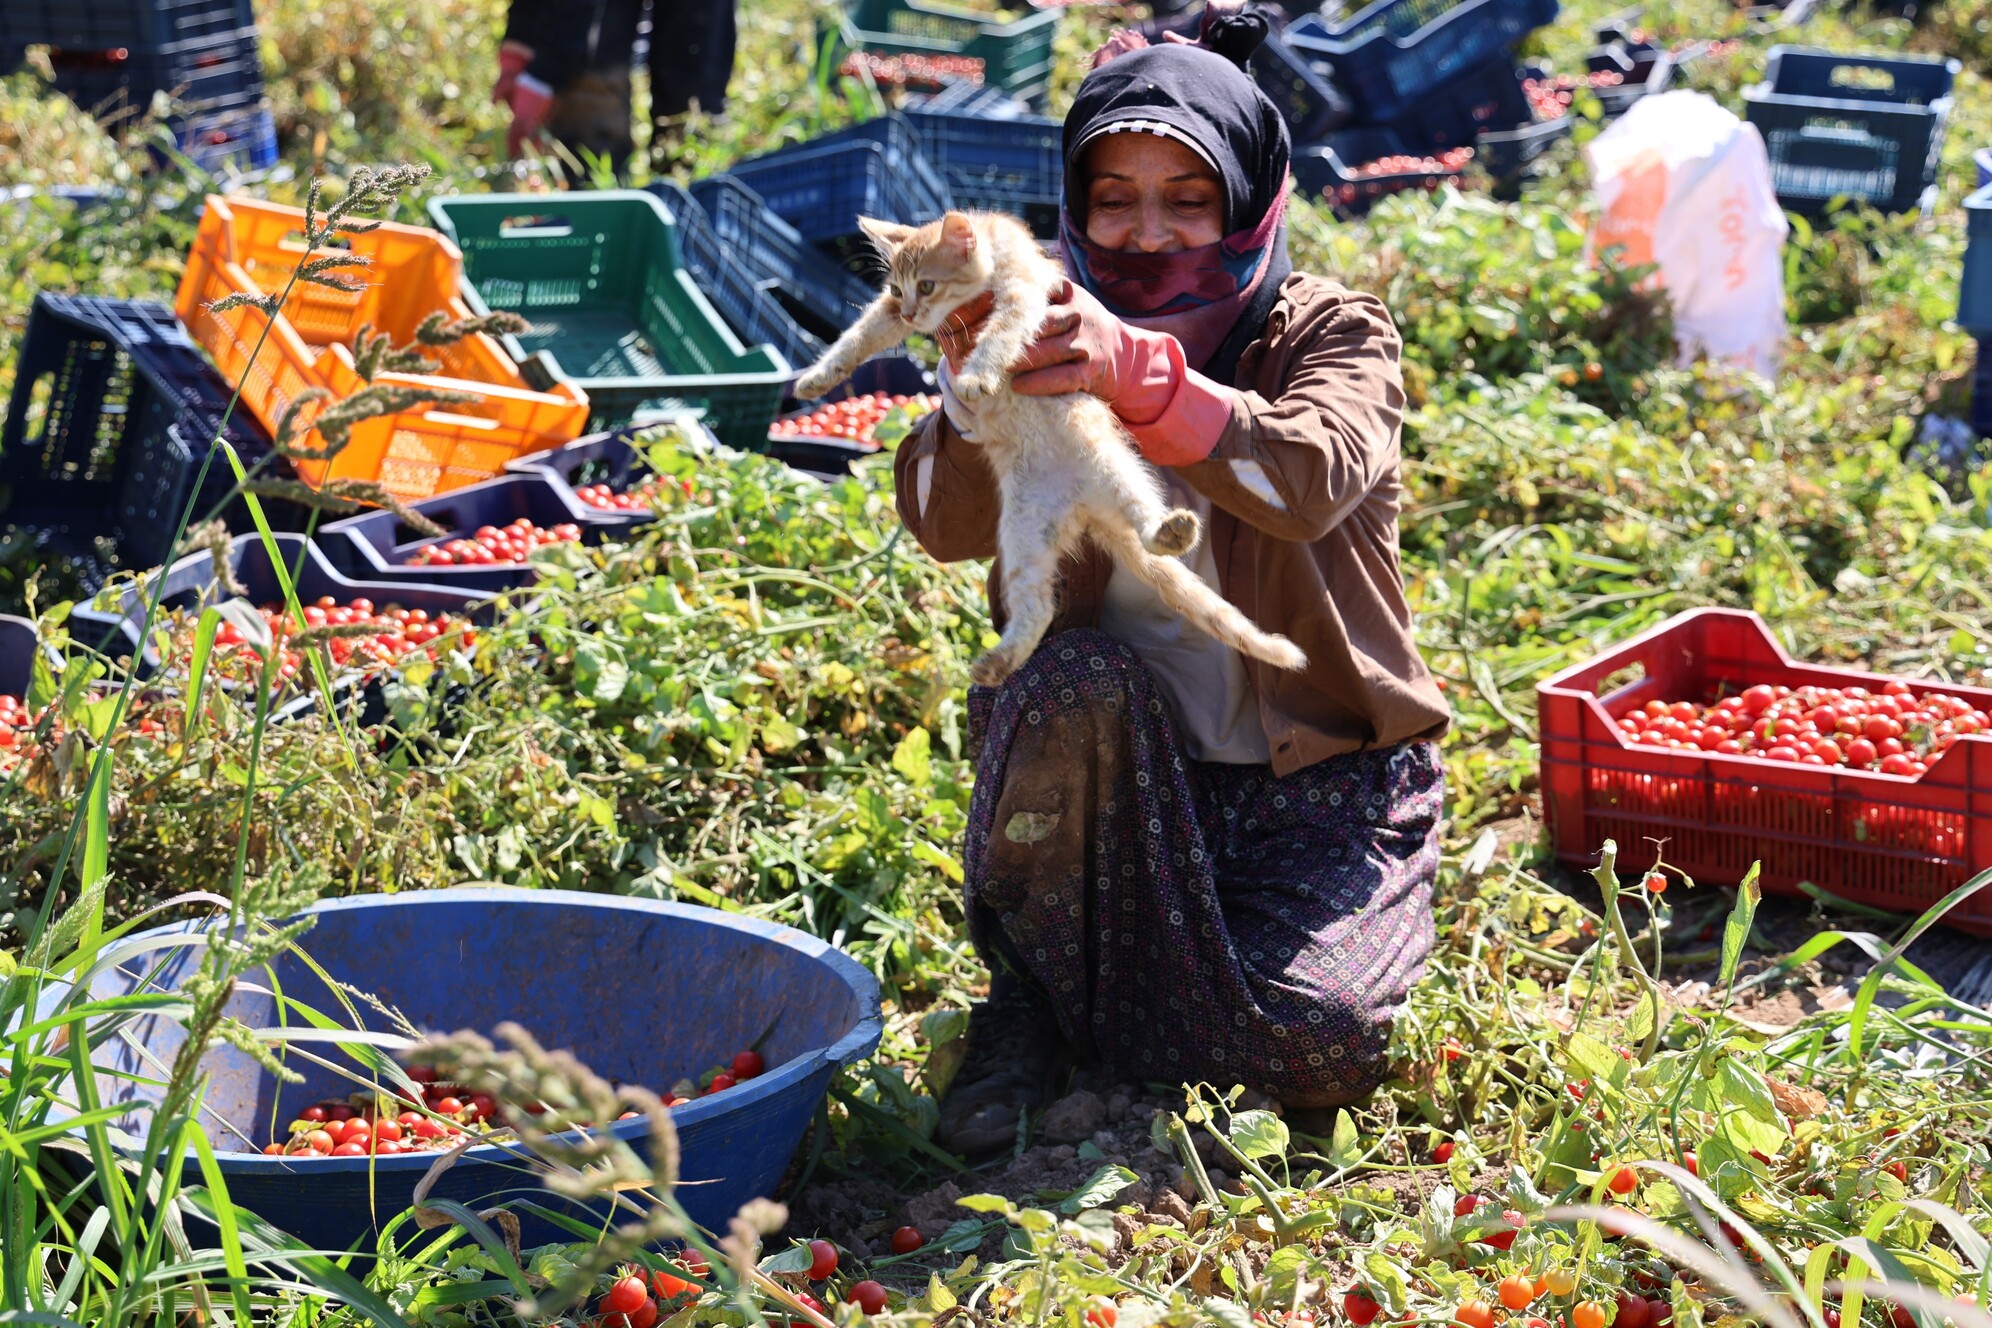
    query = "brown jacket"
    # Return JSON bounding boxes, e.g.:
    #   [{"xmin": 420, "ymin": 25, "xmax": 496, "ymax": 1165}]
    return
[{"xmin": 893, "ymin": 272, "xmax": 1450, "ymax": 776}]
